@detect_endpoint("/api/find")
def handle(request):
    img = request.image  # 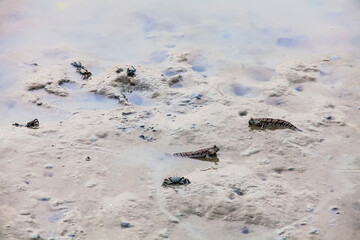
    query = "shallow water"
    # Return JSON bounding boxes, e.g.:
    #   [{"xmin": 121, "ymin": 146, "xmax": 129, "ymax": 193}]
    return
[
  {"xmin": 221, "ymin": 83, "xmax": 259, "ymax": 98},
  {"xmin": 123, "ymin": 91, "xmax": 155, "ymax": 106},
  {"xmin": 0, "ymin": 99, "xmax": 69, "ymax": 123},
  {"xmin": 0, "ymin": 0, "xmax": 360, "ymax": 119},
  {"xmin": 32, "ymin": 87, "xmax": 120, "ymax": 111}
]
